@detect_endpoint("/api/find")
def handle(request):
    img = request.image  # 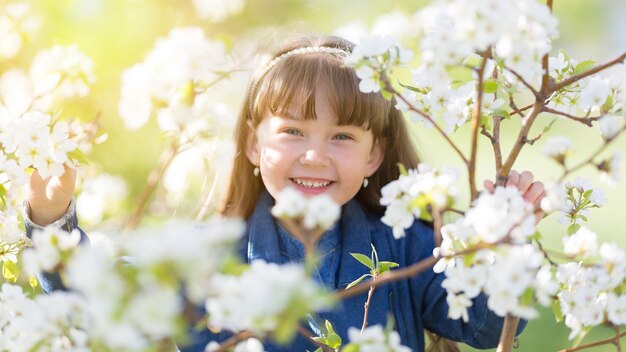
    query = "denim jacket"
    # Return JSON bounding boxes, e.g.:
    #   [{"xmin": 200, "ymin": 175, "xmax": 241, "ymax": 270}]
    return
[
  {"xmin": 182, "ymin": 192, "xmax": 521, "ymax": 351},
  {"xmin": 28, "ymin": 194, "xmax": 523, "ymax": 352}
]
